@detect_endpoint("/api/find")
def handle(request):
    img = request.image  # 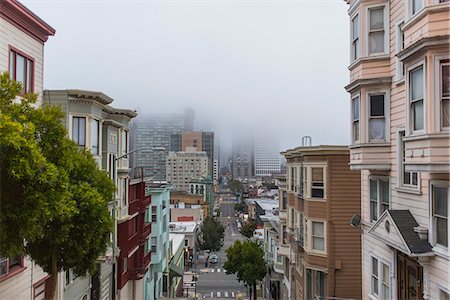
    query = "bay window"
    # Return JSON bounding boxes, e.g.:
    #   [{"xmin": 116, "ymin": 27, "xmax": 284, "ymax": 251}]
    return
[
  {"xmin": 369, "ymin": 94, "xmax": 386, "ymax": 141},
  {"xmin": 351, "ymin": 14, "xmax": 360, "ymax": 61},
  {"xmin": 441, "ymin": 62, "xmax": 449, "ymax": 129},
  {"xmin": 370, "ymin": 178, "xmax": 390, "ymax": 221},
  {"xmin": 72, "ymin": 116, "xmax": 86, "ymax": 147},
  {"xmin": 409, "ymin": 65, "xmax": 424, "ymax": 132},
  {"xmin": 9, "ymin": 48, "xmax": 34, "ymax": 94},
  {"xmin": 432, "ymin": 185, "xmax": 448, "ymax": 248},
  {"xmin": 368, "ymin": 7, "xmax": 386, "ymax": 55},
  {"xmin": 352, "ymin": 95, "xmax": 360, "ymax": 143},
  {"xmin": 399, "ymin": 131, "xmax": 419, "ymax": 188}
]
